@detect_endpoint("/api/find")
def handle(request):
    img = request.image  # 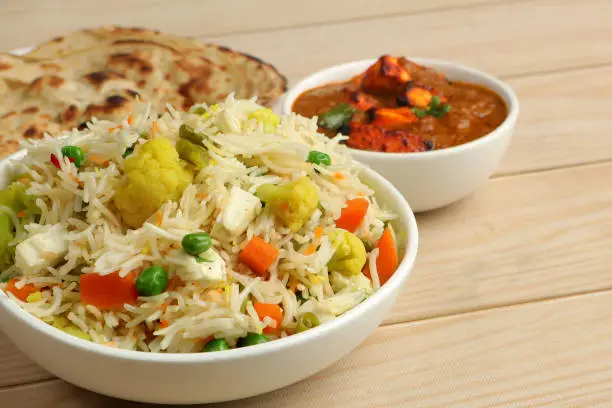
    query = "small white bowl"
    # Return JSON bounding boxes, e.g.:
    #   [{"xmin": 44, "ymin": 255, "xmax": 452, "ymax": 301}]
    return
[
  {"xmin": 0, "ymin": 150, "xmax": 418, "ymax": 404},
  {"xmin": 281, "ymin": 58, "xmax": 519, "ymax": 212}
]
